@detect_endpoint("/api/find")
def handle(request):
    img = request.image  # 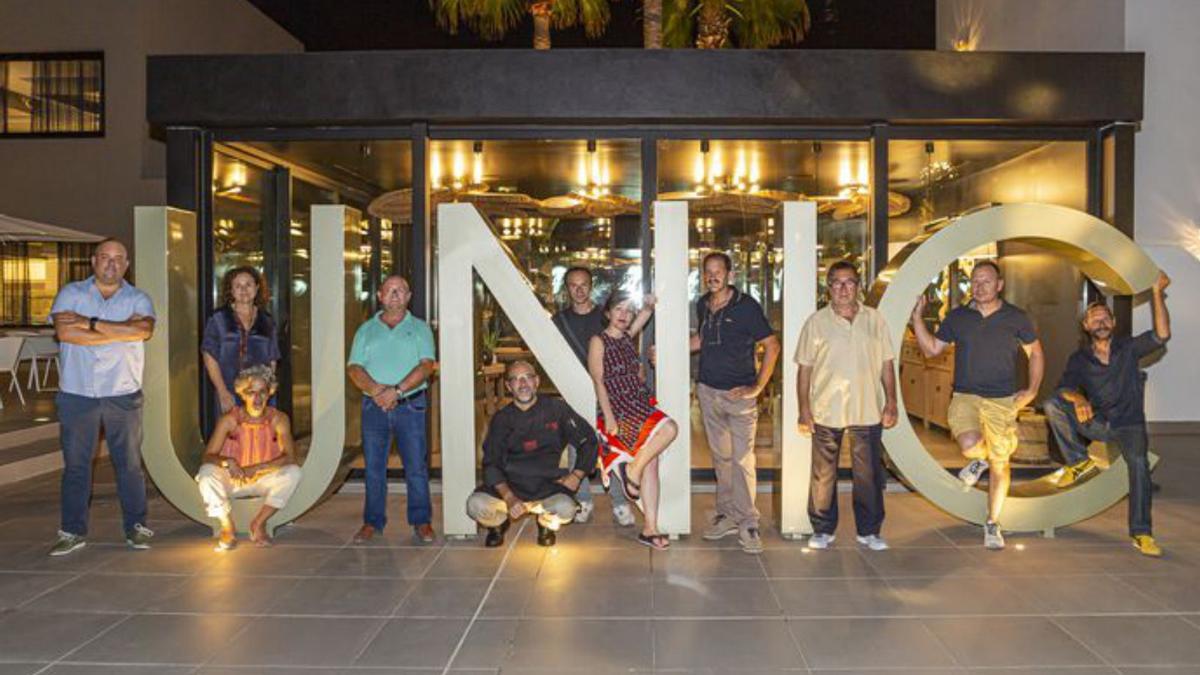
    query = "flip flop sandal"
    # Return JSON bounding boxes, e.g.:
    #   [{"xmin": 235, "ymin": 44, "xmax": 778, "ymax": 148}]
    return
[
  {"xmin": 617, "ymin": 462, "xmax": 641, "ymax": 502},
  {"xmin": 636, "ymin": 533, "xmax": 670, "ymax": 550}
]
